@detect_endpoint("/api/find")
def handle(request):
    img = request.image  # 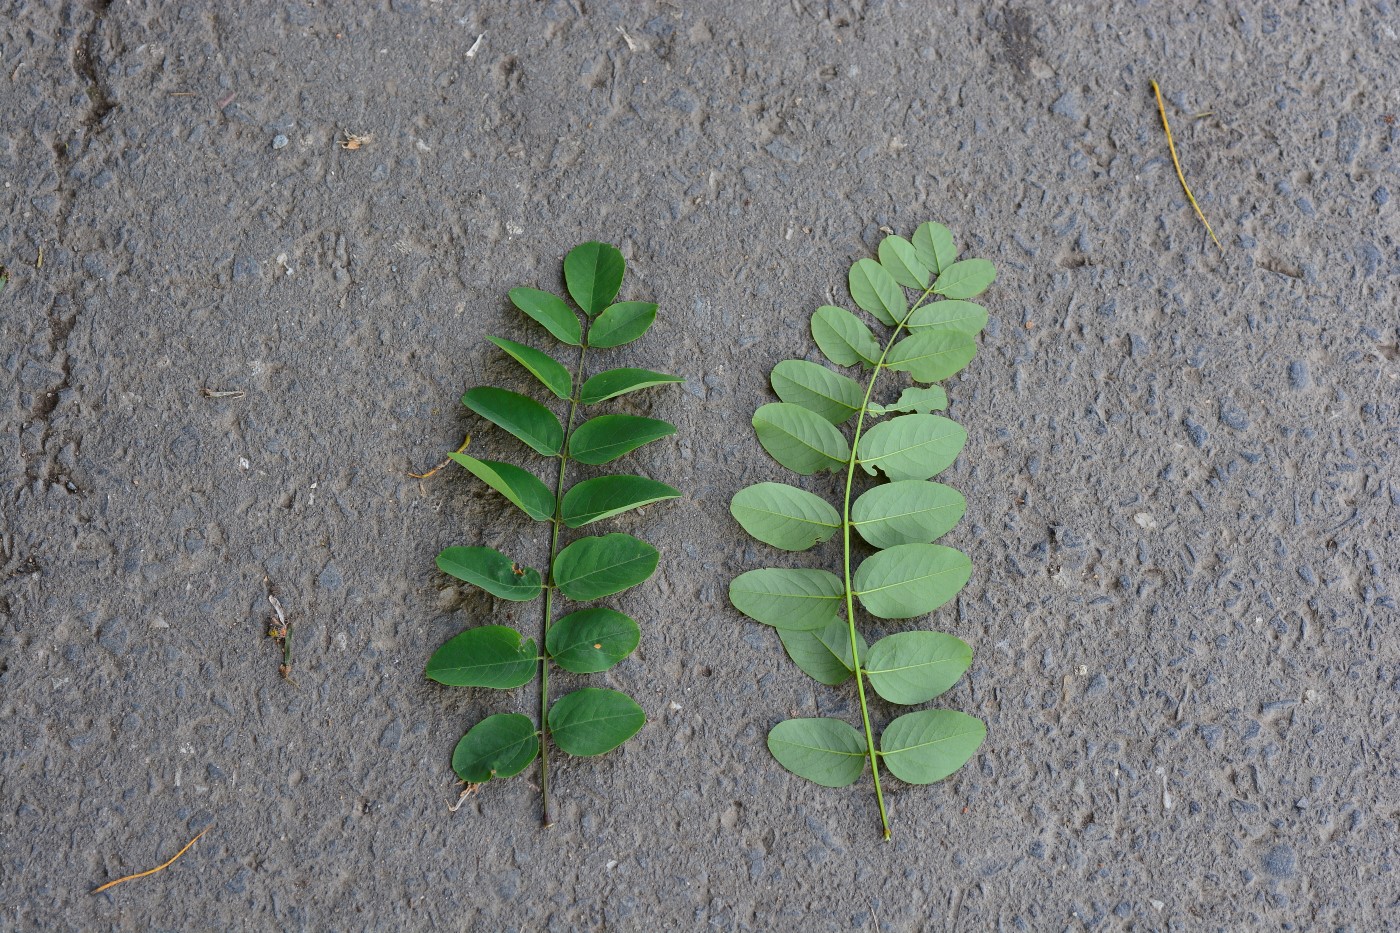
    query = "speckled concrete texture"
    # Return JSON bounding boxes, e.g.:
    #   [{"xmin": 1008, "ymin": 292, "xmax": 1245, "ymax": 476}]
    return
[{"xmin": 2, "ymin": 1, "xmax": 1397, "ymax": 930}]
